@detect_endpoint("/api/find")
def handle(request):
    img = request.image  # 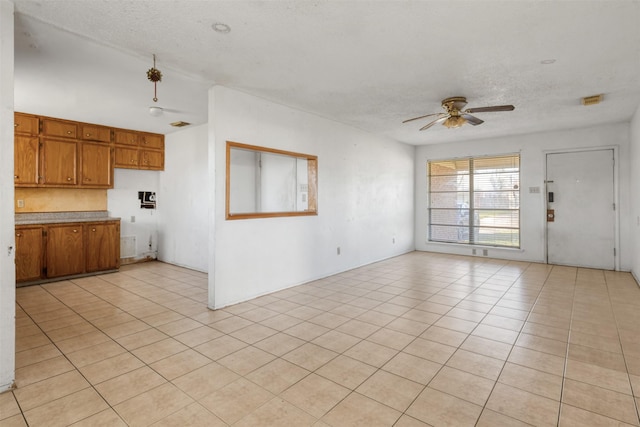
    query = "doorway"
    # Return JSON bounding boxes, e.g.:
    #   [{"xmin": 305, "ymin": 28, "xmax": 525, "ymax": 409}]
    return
[{"xmin": 546, "ymin": 149, "xmax": 616, "ymax": 270}]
